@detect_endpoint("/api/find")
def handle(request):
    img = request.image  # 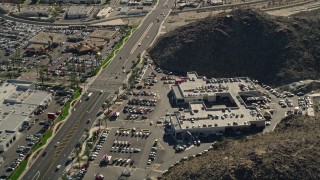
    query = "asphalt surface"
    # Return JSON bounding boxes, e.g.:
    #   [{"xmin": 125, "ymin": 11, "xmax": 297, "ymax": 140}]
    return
[
  {"xmin": 22, "ymin": 92, "xmax": 109, "ymax": 180},
  {"xmin": 0, "ymin": 99, "xmax": 61, "ymax": 177},
  {"xmin": 22, "ymin": 0, "xmax": 174, "ymax": 179}
]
